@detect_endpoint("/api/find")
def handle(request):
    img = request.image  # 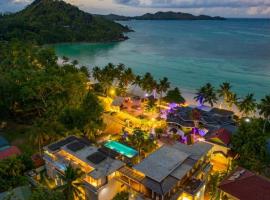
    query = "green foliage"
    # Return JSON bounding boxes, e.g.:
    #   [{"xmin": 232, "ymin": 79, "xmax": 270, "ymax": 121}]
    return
[
  {"xmin": 30, "ymin": 187, "xmax": 64, "ymax": 200},
  {"xmin": 140, "ymin": 72, "xmax": 157, "ymax": 93},
  {"xmin": 258, "ymin": 95, "xmax": 270, "ymax": 133},
  {"xmin": 258, "ymin": 95, "xmax": 270, "ymax": 119},
  {"xmin": 92, "ymin": 63, "xmax": 135, "ymax": 96},
  {"xmin": 113, "ymin": 191, "xmax": 129, "ymax": 200},
  {"xmin": 0, "ymin": 41, "xmax": 89, "ymax": 122},
  {"xmin": 194, "ymin": 83, "xmax": 218, "ymax": 107},
  {"xmin": 146, "ymin": 98, "xmax": 156, "ymax": 113},
  {"xmin": 164, "ymin": 87, "xmax": 185, "ymax": 104},
  {"xmin": 157, "ymin": 77, "xmax": 170, "ymax": 98},
  {"xmin": 60, "ymin": 92, "xmax": 104, "ymax": 140},
  {"xmin": 237, "ymin": 93, "xmax": 257, "ymax": 117},
  {"xmin": 0, "ymin": 157, "xmax": 27, "ymax": 192},
  {"xmin": 58, "ymin": 165, "xmax": 83, "ymax": 200},
  {"xmin": 0, "ymin": 40, "xmax": 104, "ymax": 149},
  {"xmin": 123, "ymin": 128, "xmax": 157, "ymax": 156},
  {"xmin": 207, "ymin": 171, "xmax": 227, "ymax": 200},
  {"xmin": 231, "ymin": 119, "xmax": 270, "ymax": 175},
  {"xmin": 0, "ymin": 0, "xmax": 129, "ymax": 44}
]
